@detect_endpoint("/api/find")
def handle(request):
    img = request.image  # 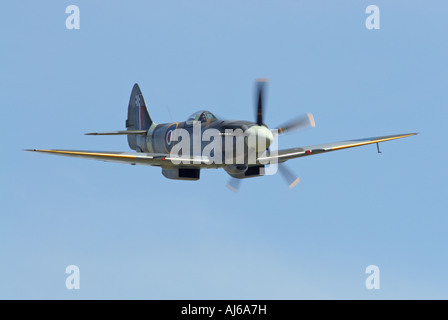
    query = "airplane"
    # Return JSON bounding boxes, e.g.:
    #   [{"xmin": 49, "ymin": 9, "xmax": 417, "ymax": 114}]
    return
[{"xmin": 26, "ymin": 79, "xmax": 417, "ymax": 191}]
